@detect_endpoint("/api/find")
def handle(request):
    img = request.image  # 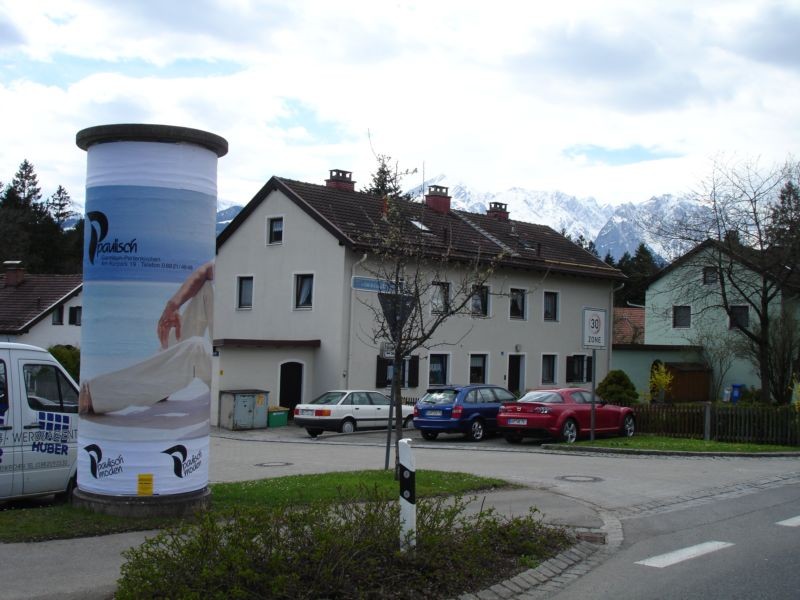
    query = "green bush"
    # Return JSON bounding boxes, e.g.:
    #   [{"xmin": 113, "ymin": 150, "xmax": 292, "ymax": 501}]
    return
[
  {"xmin": 596, "ymin": 369, "xmax": 638, "ymax": 406},
  {"xmin": 116, "ymin": 493, "xmax": 571, "ymax": 600},
  {"xmin": 48, "ymin": 344, "xmax": 80, "ymax": 381}
]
